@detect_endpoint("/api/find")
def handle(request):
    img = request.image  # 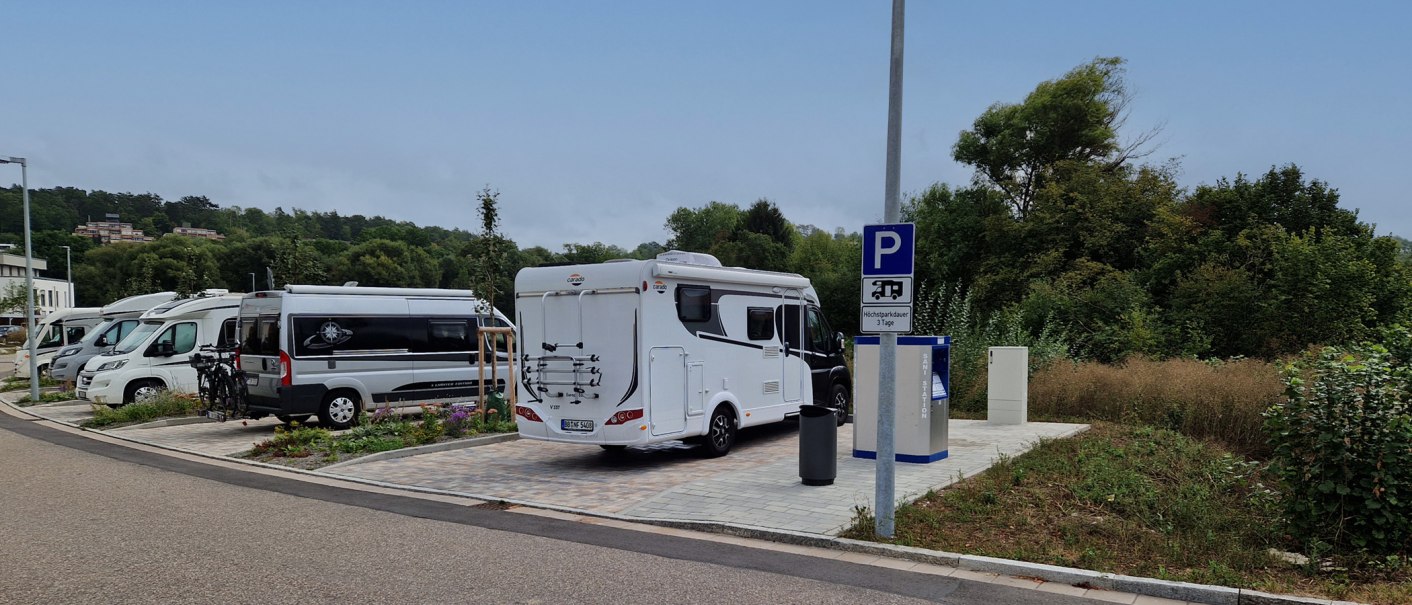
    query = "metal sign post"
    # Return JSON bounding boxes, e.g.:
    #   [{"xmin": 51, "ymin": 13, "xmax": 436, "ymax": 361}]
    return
[{"xmin": 869, "ymin": 0, "xmax": 907, "ymax": 539}]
